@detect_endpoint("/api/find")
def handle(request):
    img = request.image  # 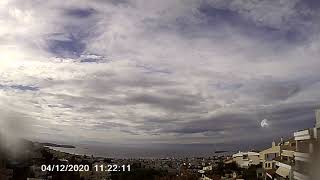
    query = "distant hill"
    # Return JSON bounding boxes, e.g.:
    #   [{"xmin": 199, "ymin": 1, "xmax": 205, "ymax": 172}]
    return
[
  {"xmin": 215, "ymin": 150, "xmax": 228, "ymax": 154},
  {"xmin": 40, "ymin": 142, "xmax": 75, "ymax": 148}
]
